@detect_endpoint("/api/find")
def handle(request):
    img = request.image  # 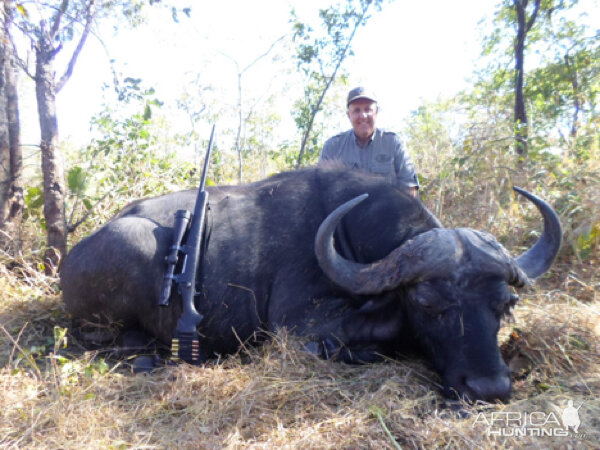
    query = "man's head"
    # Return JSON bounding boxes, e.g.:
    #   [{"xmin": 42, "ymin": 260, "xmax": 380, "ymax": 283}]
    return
[{"xmin": 346, "ymin": 87, "xmax": 378, "ymax": 145}]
